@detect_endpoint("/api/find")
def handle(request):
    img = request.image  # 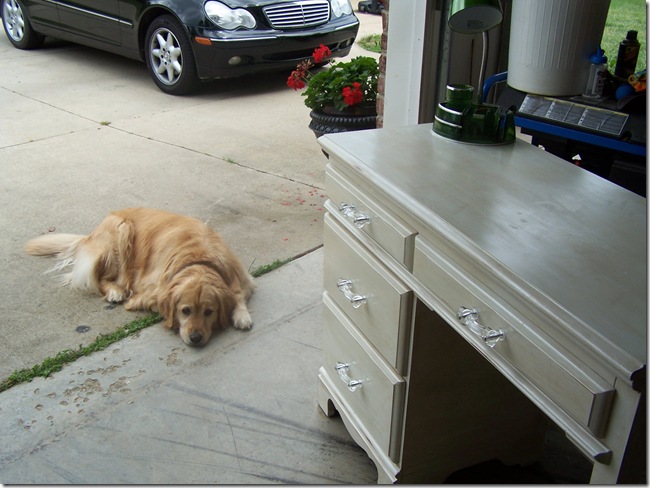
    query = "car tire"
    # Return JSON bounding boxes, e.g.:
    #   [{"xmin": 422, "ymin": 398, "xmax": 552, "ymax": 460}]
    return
[
  {"xmin": 145, "ymin": 15, "xmax": 200, "ymax": 95},
  {"xmin": 1, "ymin": 0, "xmax": 44, "ymax": 49}
]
